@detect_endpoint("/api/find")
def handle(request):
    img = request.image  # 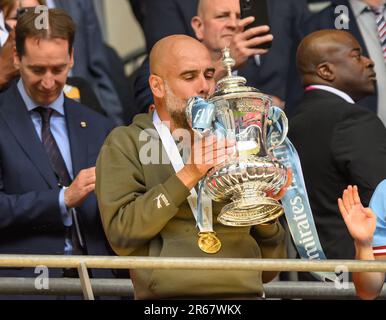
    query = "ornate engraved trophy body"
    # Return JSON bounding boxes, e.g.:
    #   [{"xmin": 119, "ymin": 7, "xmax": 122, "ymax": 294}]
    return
[{"xmin": 187, "ymin": 49, "xmax": 289, "ymax": 227}]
